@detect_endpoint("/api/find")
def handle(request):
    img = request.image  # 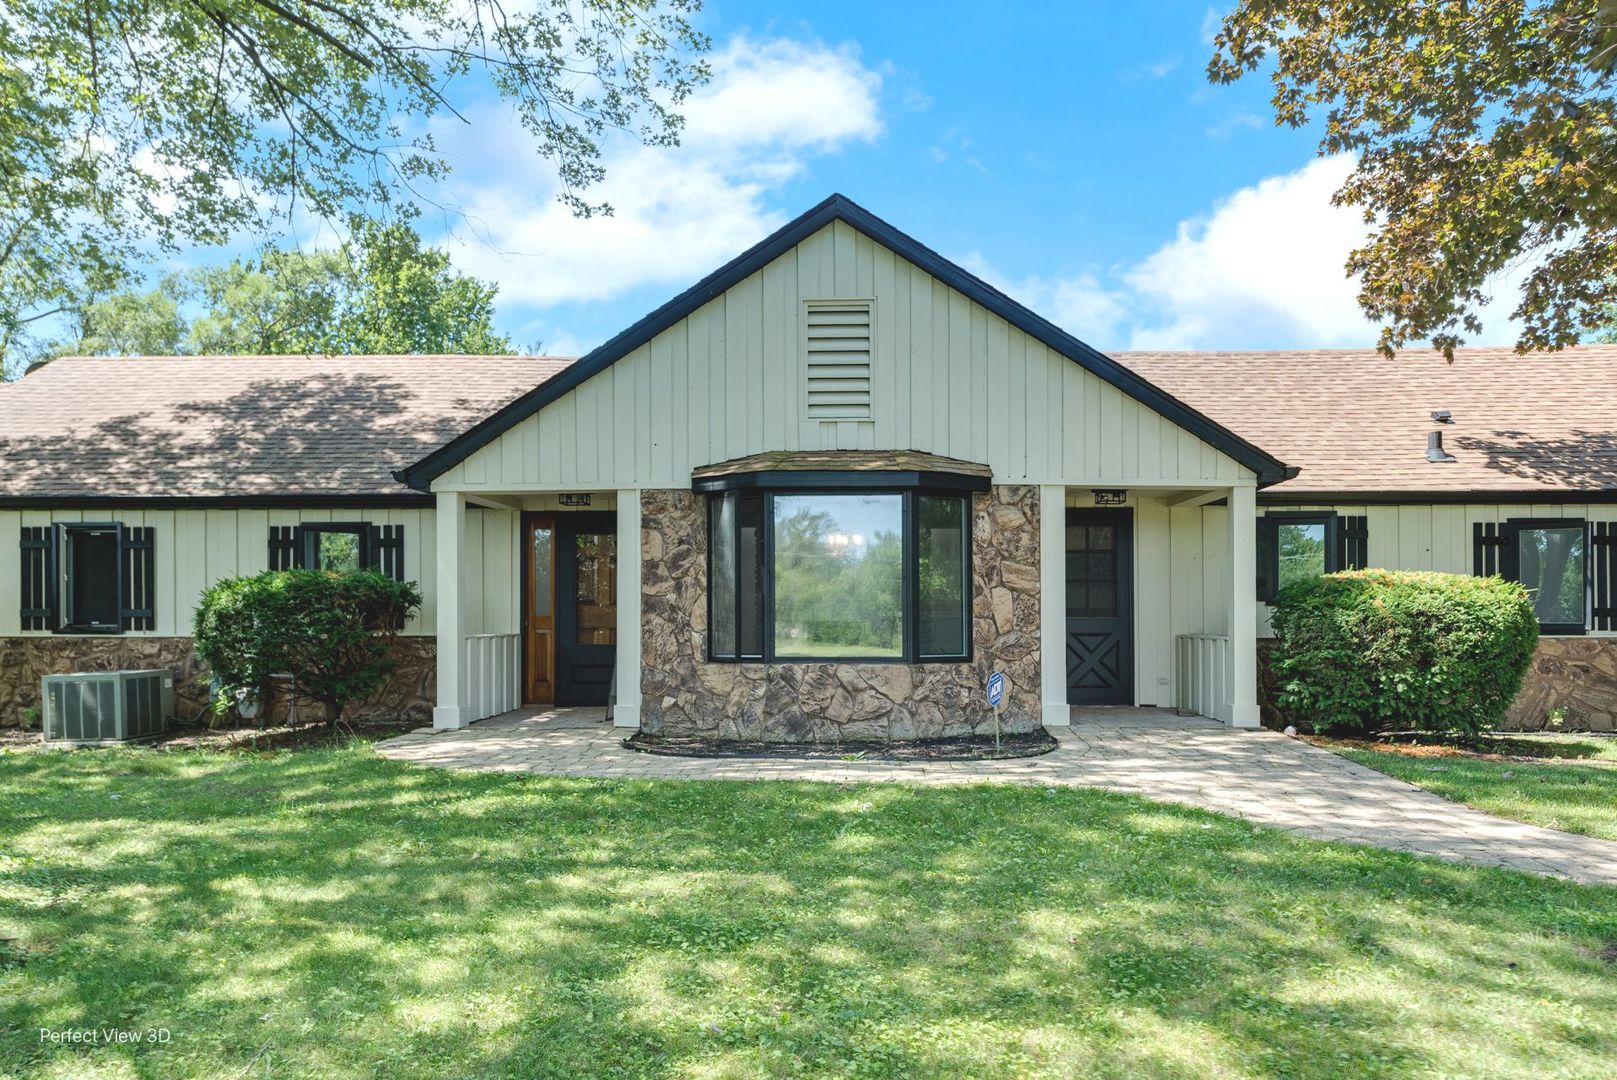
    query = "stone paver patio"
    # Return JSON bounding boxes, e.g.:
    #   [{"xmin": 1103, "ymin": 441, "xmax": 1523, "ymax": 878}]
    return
[{"xmin": 375, "ymin": 706, "xmax": 1617, "ymax": 886}]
